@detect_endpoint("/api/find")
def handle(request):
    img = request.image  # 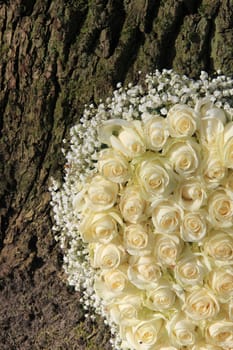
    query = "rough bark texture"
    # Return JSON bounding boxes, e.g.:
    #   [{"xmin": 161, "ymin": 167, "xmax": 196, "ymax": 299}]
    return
[{"xmin": 0, "ymin": 0, "xmax": 233, "ymax": 349}]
